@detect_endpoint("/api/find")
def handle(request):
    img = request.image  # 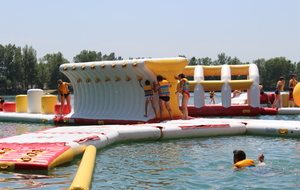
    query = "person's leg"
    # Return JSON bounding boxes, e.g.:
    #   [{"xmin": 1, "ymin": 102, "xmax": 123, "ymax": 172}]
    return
[
  {"xmin": 66, "ymin": 95, "xmax": 71, "ymax": 113},
  {"xmin": 60, "ymin": 96, "xmax": 65, "ymax": 115},
  {"xmin": 272, "ymin": 93, "xmax": 278, "ymax": 108},
  {"xmin": 264, "ymin": 93, "xmax": 271, "ymax": 104},
  {"xmin": 278, "ymin": 96, "xmax": 281, "ymax": 108},
  {"xmin": 181, "ymin": 94, "xmax": 189, "ymax": 120},
  {"xmin": 159, "ymin": 98, "xmax": 164, "ymax": 121},
  {"xmin": 273, "ymin": 94, "xmax": 280, "ymax": 108},
  {"xmin": 164, "ymin": 100, "xmax": 173, "ymax": 120},
  {"xmin": 292, "ymin": 100, "xmax": 295, "ymax": 107},
  {"xmin": 150, "ymin": 99, "xmax": 157, "ymax": 119},
  {"xmin": 144, "ymin": 99, "xmax": 149, "ymax": 117}
]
